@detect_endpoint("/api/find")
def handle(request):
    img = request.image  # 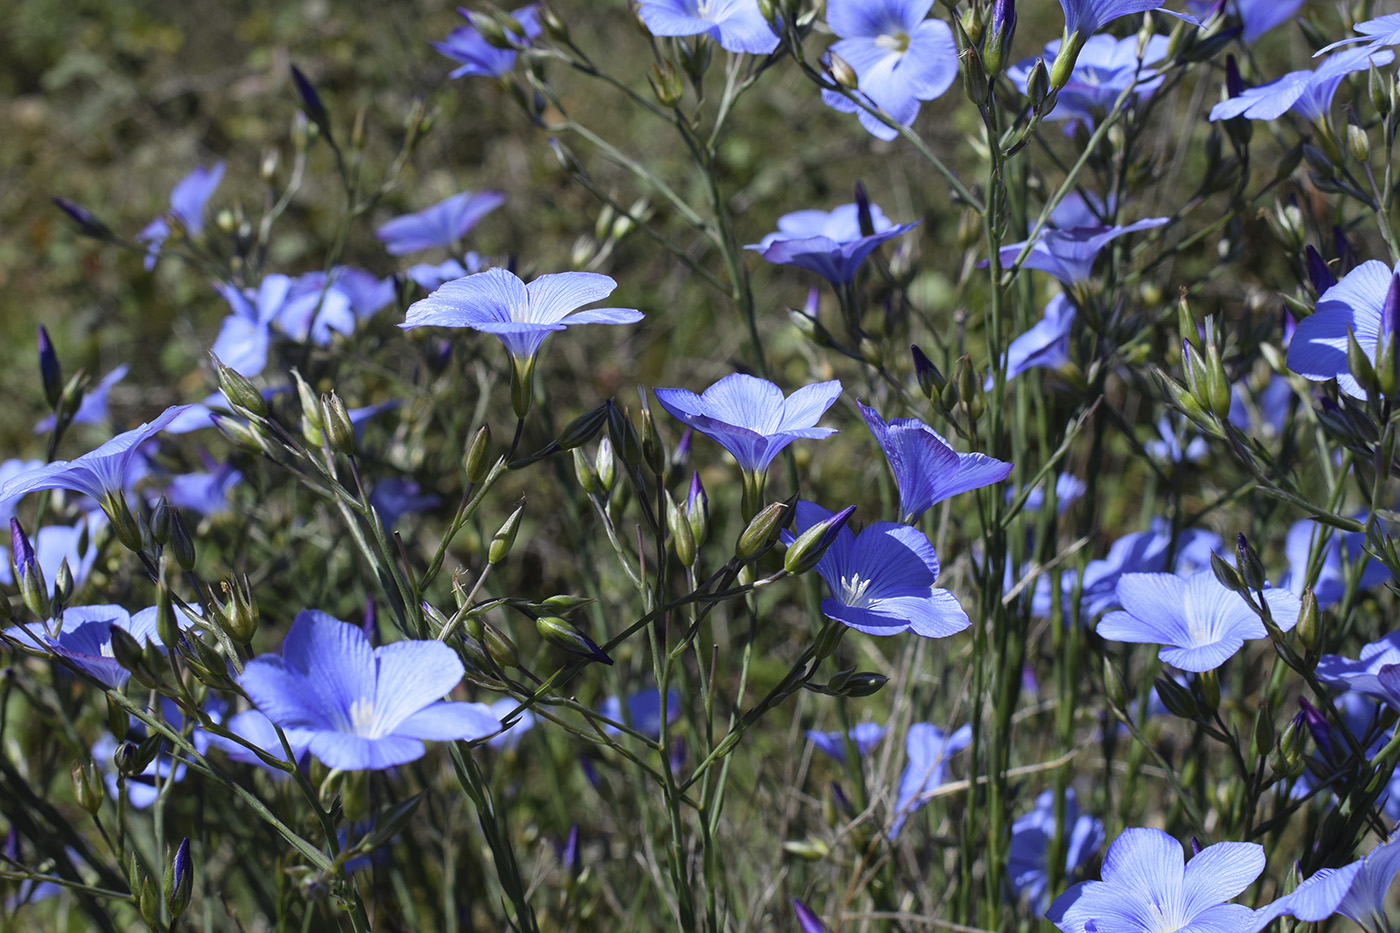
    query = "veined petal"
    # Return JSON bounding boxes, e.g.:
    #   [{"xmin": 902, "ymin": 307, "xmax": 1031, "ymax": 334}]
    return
[
  {"xmin": 402, "ymin": 267, "xmax": 526, "ymax": 329},
  {"xmin": 308, "ymin": 732, "xmax": 426, "ymax": 770},
  {"xmin": 524, "ymin": 271, "xmax": 618, "ymax": 325},
  {"xmin": 370, "ymin": 640, "xmax": 466, "ymax": 734},
  {"xmin": 392, "ymin": 700, "xmax": 500, "ymax": 742},
  {"xmin": 280, "ymin": 610, "xmax": 376, "ymax": 729},
  {"xmin": 1178, "ymin": 841, "xmax": 1267, "ymax": 916}
]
